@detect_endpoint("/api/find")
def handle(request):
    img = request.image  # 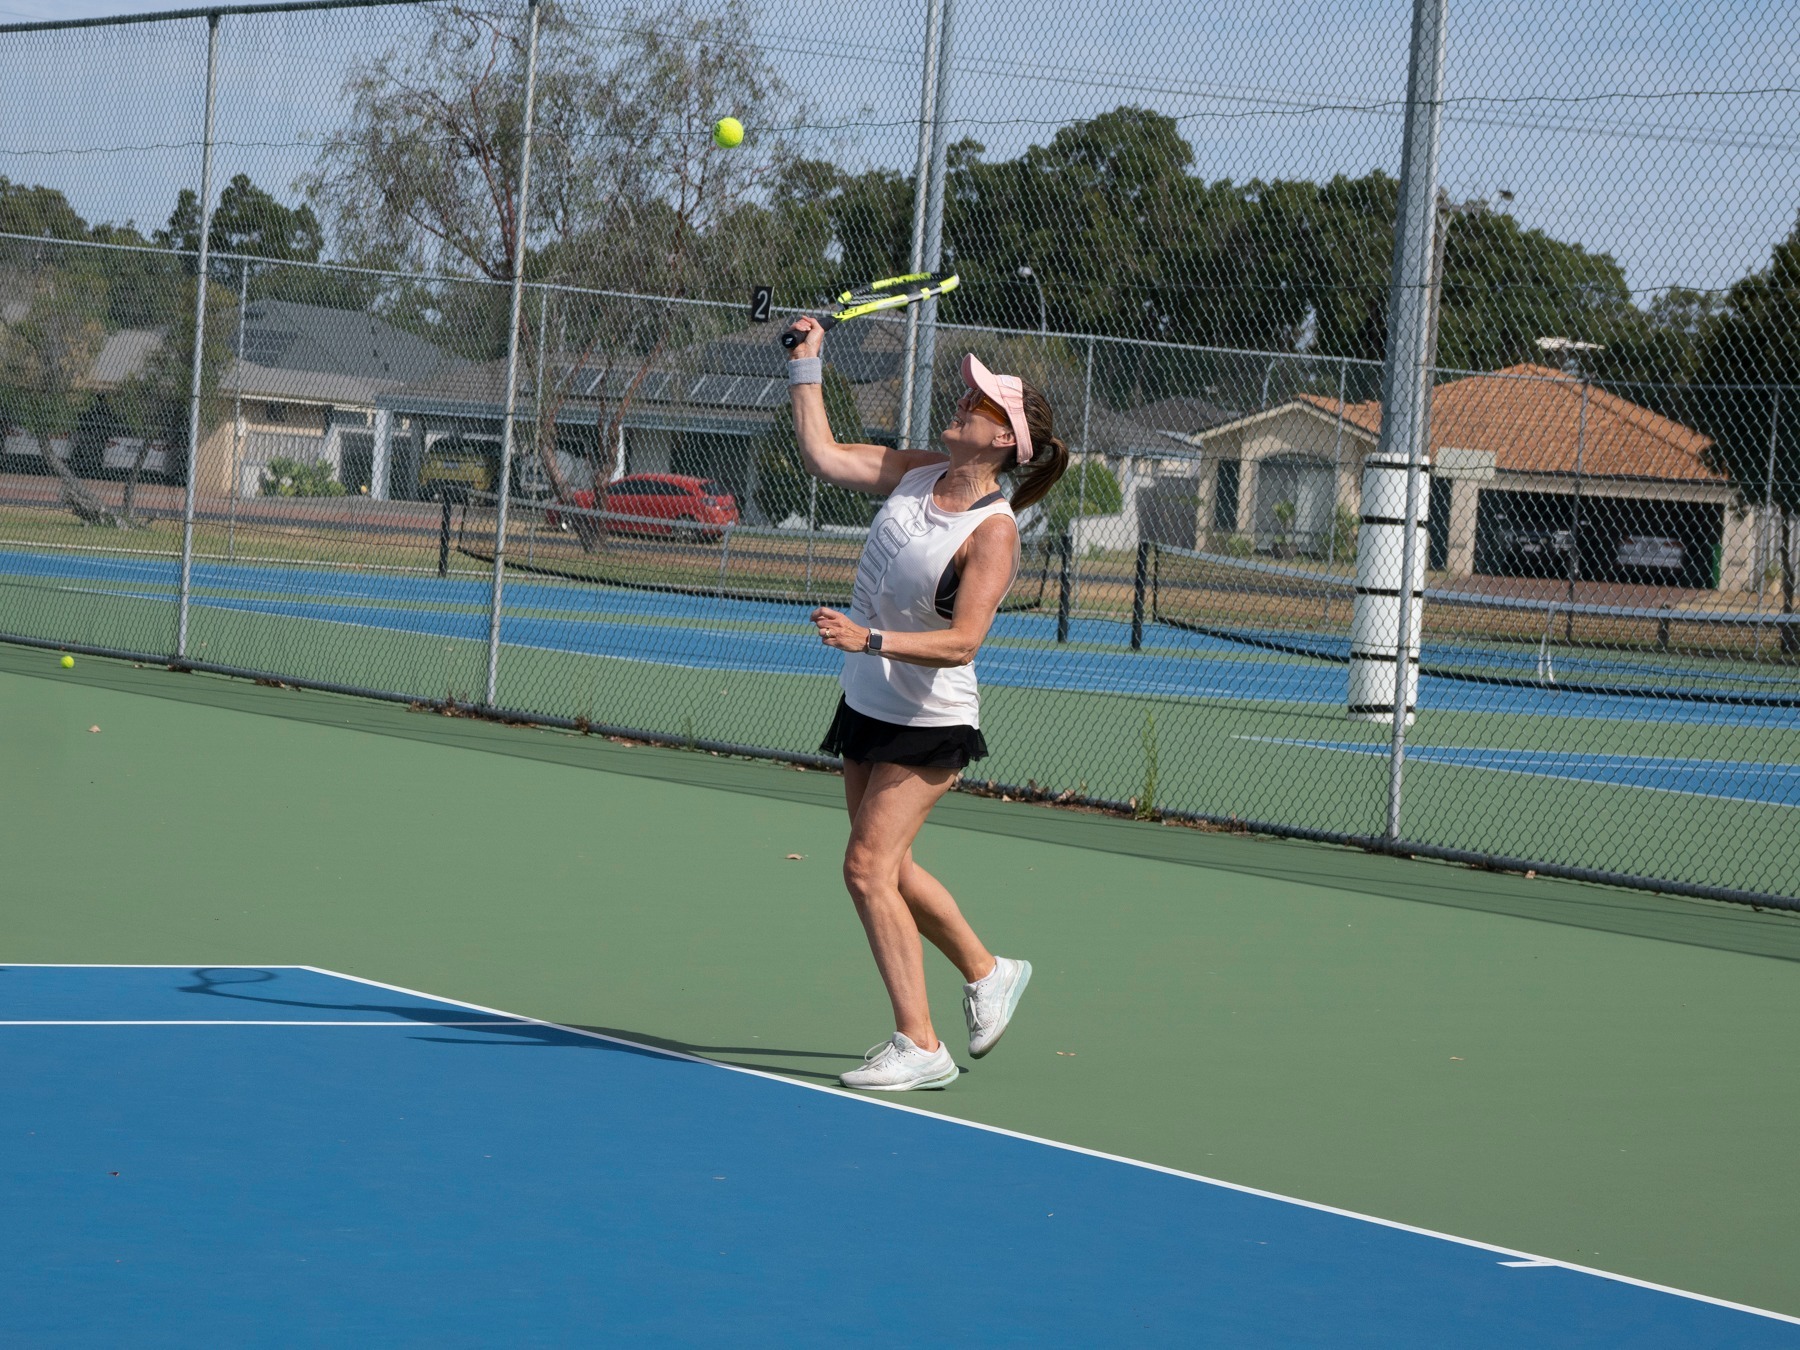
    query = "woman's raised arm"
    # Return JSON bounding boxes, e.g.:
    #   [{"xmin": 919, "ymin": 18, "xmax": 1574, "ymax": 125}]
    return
[{"xmin": 786, "ymin": 317, "xmax": 943, "ymax": 495}]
